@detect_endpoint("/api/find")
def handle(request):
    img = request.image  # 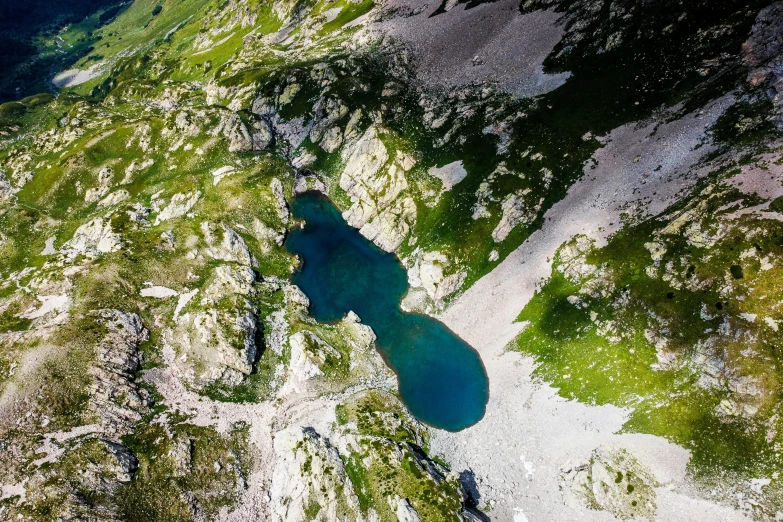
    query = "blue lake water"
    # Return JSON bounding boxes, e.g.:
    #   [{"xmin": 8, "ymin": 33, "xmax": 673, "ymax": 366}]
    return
[{"xmin": 285, "ymin": 191, "xmax": 489, "ymax": 431}]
